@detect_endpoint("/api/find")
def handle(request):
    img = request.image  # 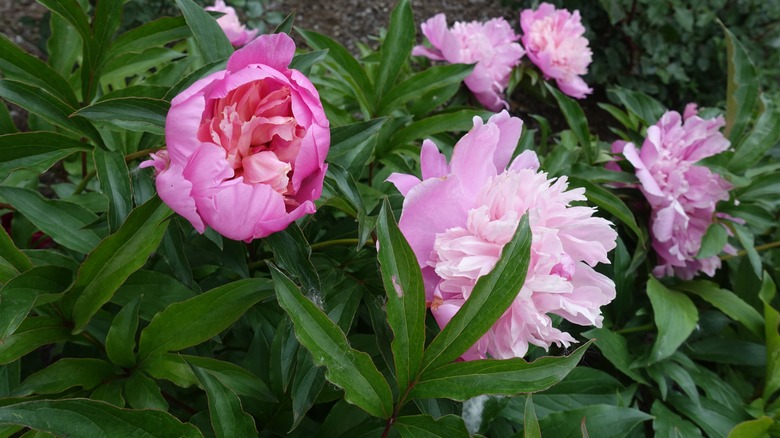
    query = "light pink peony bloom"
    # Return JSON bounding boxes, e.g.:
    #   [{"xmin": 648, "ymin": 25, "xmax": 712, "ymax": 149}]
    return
[
  {"xmin": 520, "ymin": 3, "xmax": 593, "ymax": 99},
  {"xmin": 142, "ymin": 33, "xmax": 329, "ymax": 242},
  {"xmin": 623, "ymin": 104, "xmax": 732, "ymax": 279},
  {"xmin": 412, "ymin": 14, "xmax": 525, "ymax": 111},
  {"xmin": 206, "ymin": 0, "xmax": 258, "ymax": 48},
  {"xmin": 387, "ymin": 111, "xmax": 617, "ymax": 360}
]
